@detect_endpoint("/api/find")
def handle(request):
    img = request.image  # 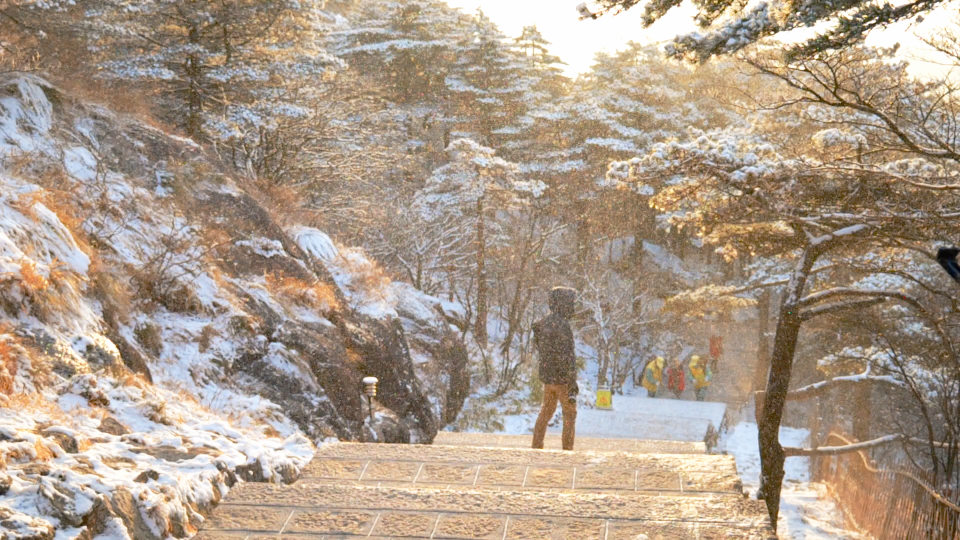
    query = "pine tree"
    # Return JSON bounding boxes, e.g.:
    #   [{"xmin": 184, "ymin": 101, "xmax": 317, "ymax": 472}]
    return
[
  {"xmin": 444, "ymin": 10, "xmax": 527, "ymax": 145},
  {"xmin": 330, "ymin": 0, "xmax": 466, "ymax": 103},
  {"xmin": 85, "ymin": 0, "xmax": 342, "ymax": 142}
]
